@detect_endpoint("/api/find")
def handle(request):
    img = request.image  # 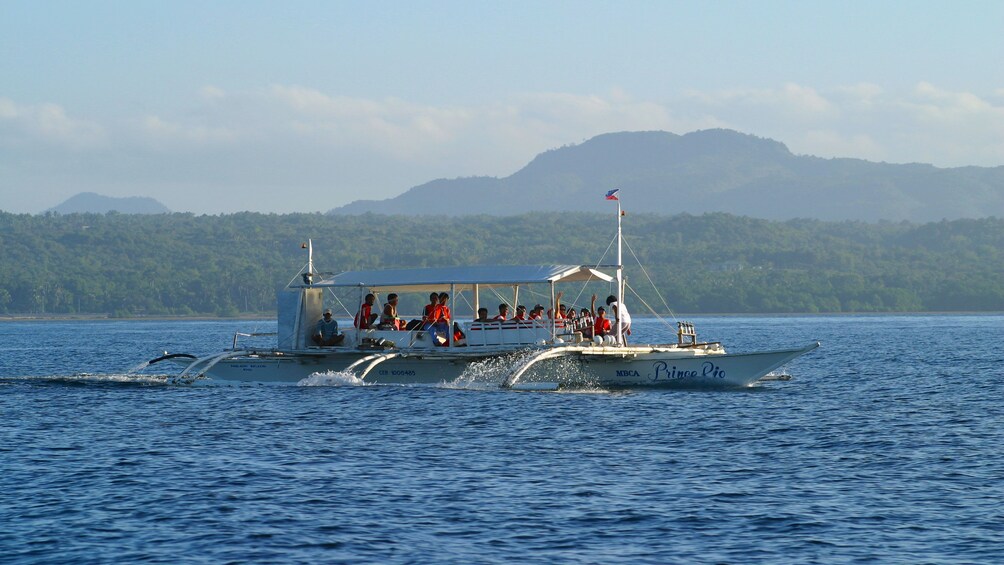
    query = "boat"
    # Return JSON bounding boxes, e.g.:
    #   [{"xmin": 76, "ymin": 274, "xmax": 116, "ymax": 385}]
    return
[{"xmin": 148, "ymin": 194, "xmax": 819, "ymax": 389}]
